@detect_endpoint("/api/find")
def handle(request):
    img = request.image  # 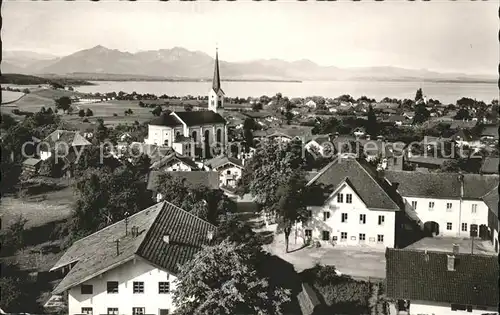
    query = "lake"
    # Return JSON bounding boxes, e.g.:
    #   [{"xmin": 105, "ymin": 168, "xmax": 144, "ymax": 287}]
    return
[{"xmin": 76, "ymin": 80, "xmax": 497, "ymax": 105}]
